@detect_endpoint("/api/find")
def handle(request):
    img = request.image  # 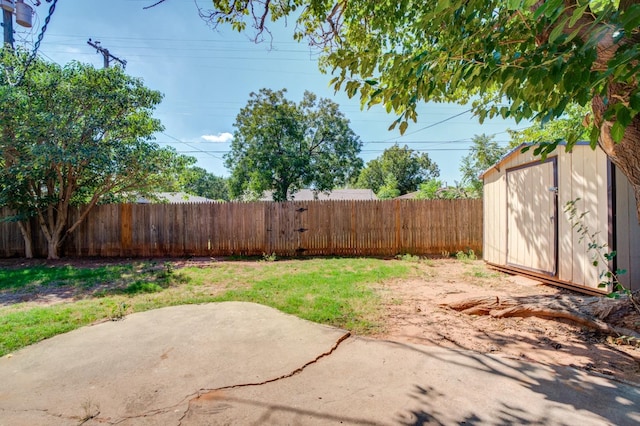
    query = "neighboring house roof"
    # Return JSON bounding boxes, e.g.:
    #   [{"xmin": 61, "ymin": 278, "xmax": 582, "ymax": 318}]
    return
[
  {"xmin": 395, "ymin": 191, "xmax": 419, "ymax": 199},
  {"xmin": 259, "ymin": 189, "xmax": 378, "ymax": 201},
  {"xmin": 136, "ymin": 192, "xmax": 215, "ymax": 204}
]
